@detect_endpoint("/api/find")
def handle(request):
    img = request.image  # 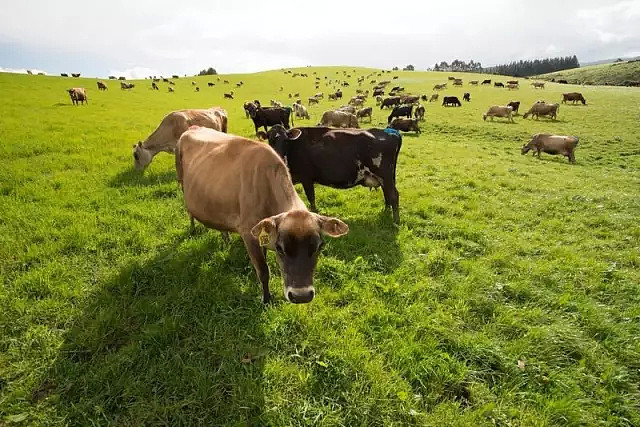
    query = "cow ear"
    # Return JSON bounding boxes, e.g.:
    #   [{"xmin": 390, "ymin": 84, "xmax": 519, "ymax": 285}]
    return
[
  {"xmin": 316, "ymin": 215, "xmax": 349, "ymax": 238},
  {"xmin": 251, "ymin": 216, "xmax": 281, "ymax": 249},
  {"xmin": 287, "ymin": 129, "xmax": 302, "ymax": 140}
]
